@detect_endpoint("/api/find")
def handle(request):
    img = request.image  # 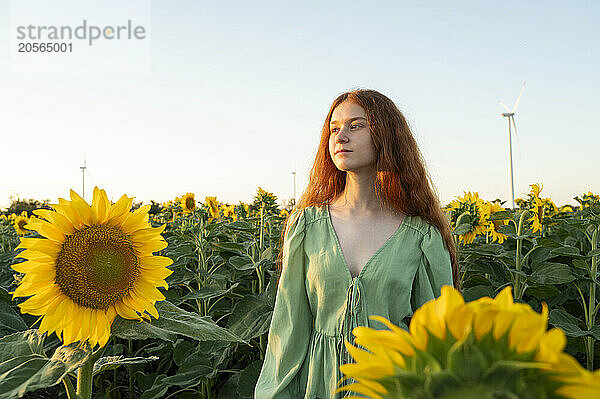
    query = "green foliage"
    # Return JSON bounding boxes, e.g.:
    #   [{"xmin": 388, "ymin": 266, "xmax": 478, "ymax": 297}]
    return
[
  {"xmin": 0, "ymin": 191, "xmax": 598, "ymax": 398},
  {"xmin": 3, "ymin": 196, "xmax": 50, "ymax": 217}
]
